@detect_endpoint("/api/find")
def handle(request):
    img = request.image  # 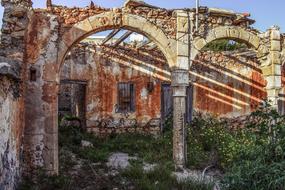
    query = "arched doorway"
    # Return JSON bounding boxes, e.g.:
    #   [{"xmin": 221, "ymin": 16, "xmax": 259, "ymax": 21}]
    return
[
  {"xmin": 190, "ymin": 26, "xmax": 269, "ymax": 117},
  {"xmin": 26, "ymin": 11, "xmax": 177, "ymax": 174}
]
